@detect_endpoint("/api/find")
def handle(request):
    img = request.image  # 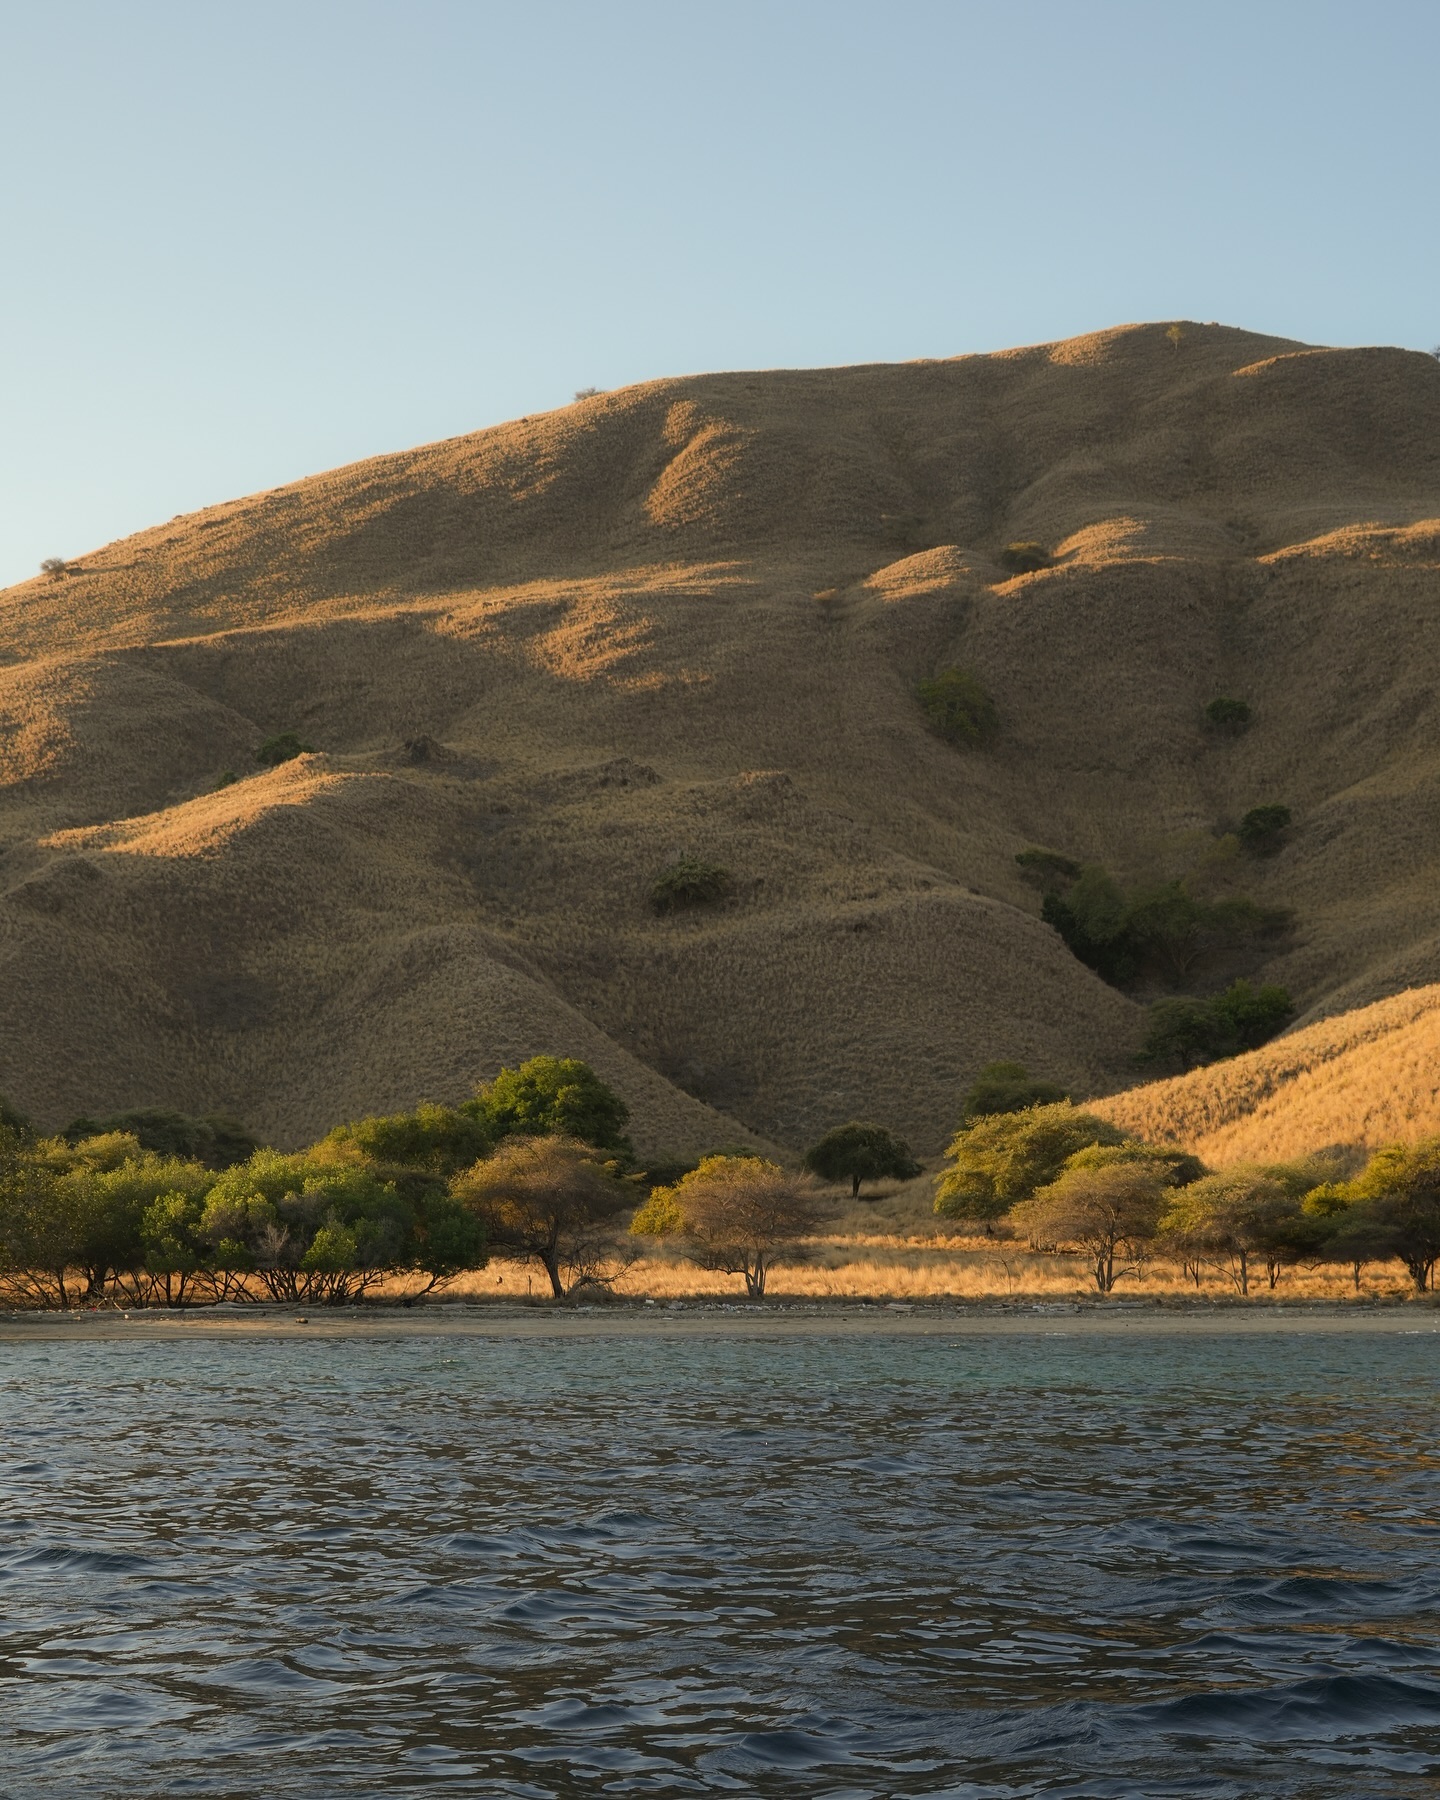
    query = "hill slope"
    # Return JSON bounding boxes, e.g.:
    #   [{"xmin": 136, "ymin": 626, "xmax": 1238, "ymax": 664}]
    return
[
  {"xmin": 1091, "ymin": 984, "xmax": 1440, "ymax": 1165},
  {"xmin": 2, "ymin": 321, "xmax": 1438, "ymax": 1151}
]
